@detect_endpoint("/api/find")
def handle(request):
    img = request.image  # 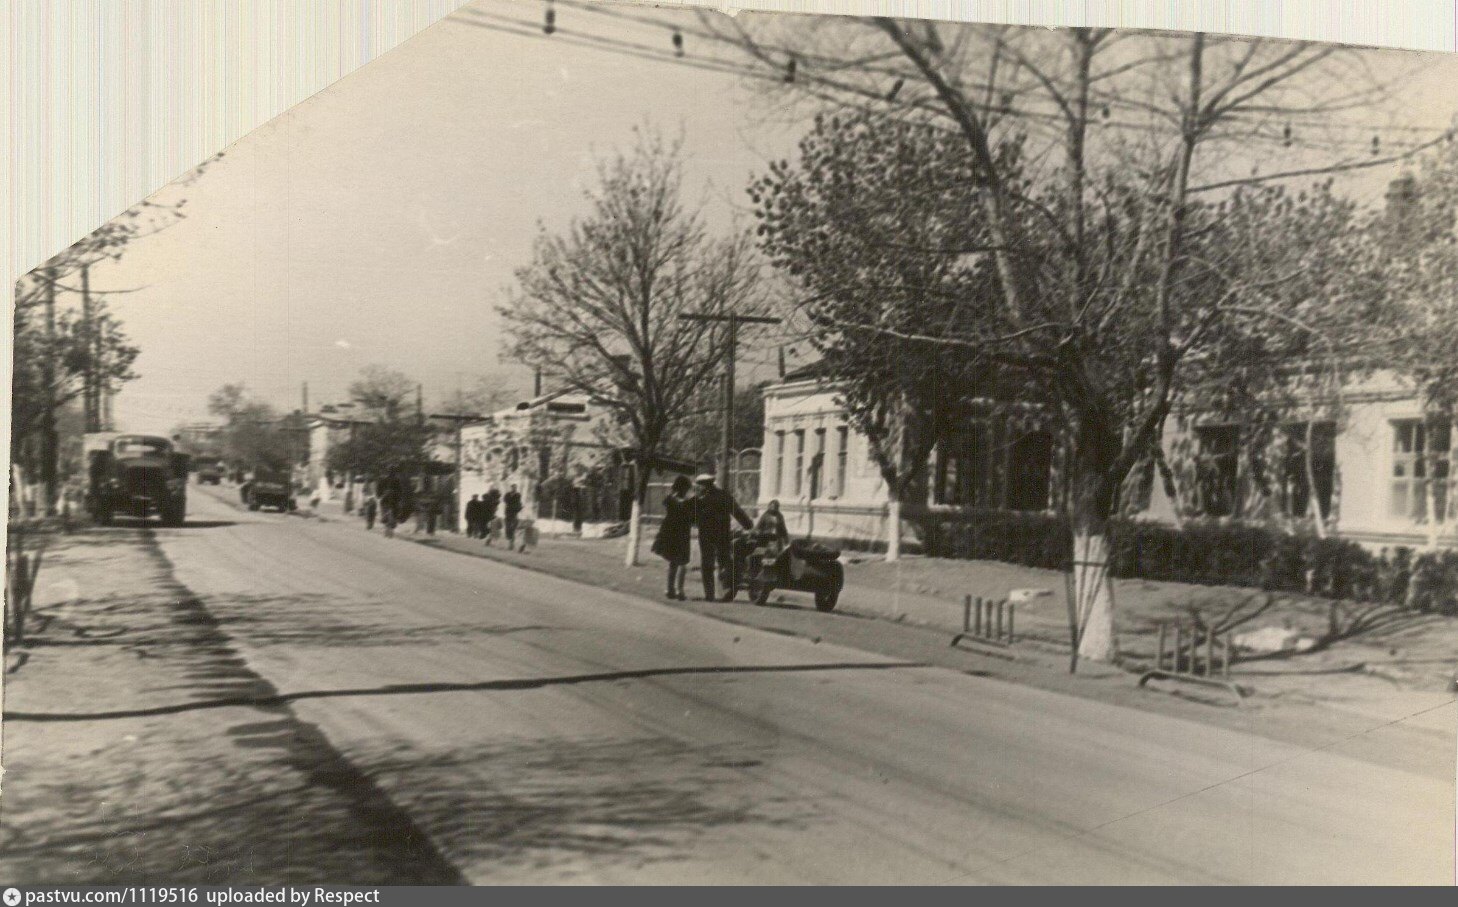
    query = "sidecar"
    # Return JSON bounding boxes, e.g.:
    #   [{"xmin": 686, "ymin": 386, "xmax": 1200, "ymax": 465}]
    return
[{"xmin": 732, "ymin": 533, "xmax": 844, "ymax": 612}]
